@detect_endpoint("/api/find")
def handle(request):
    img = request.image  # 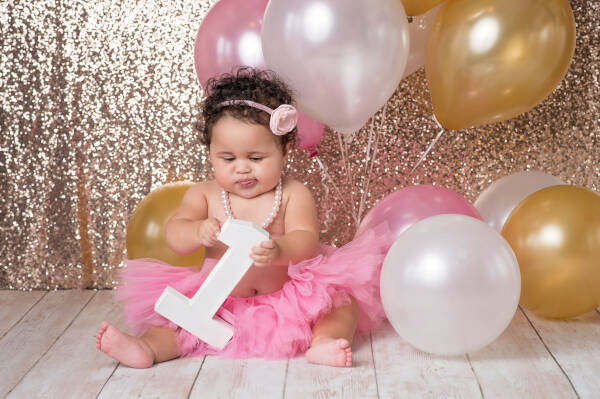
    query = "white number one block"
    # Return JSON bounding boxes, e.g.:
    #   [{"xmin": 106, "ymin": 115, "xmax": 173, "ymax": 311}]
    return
[{"xmin": 154, "ymin": 218, "xmax": 269, "ymax": 349}]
